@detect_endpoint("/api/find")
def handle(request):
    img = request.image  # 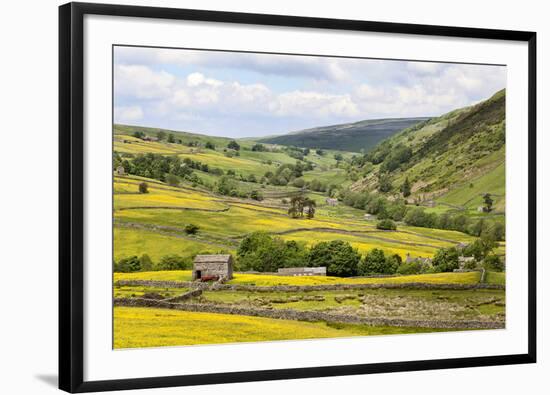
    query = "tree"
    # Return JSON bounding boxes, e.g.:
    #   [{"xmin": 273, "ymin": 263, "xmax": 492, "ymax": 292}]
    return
[
  {"xmin": 250, "ymin": 190, "xmax": 264, "ymax": 201},
  {"xmin": 432, "ymin": 247, "xmax": 459, "ymax": 272},
  {"xmin": 288, "ymin": 195, "xmax": 305, "ymax": 218},
  {"xmin": 292, "ymin": 178, "xmax": 305, "ymax": 188},
  {"xmin": 157, "ymin": 131, "xmax": 166, "ymax": 141},
  {"xmin": 205, "ymin": 141, "xmax": 215, "ymax": 150},
  {"xmin": 308, "ymin": 240, "xmax": 361, "ymax": 277},
  {"xmin": 139, "ymin": 254, "xmax": 153, "ymax": 271},
  {"xmin": 376, "ymin": 219, "xmax": 397, "ymax": 230},
  {"xmin": 464, "ymin": 235, "xmax": 497, "ymax": 261},
  {"xmin": 304, "ymin": 198, "xmax": 316, "ymax": 219},
  {"xmin": 167, "ymin": 133, "xmax": 175, "ymax": 143},
  {"xmin": 401, "ymin": 177, "xmax": 411, "ymax": 197},
  {"xmin": 396, "ymin": 260, "xmax": 423, "ymax": 275},
  {"xmin": 133, "ymin": 131, "xmax": 145, "ymax": 139},
  {"xmin": 483, "ymin": 193, "xmax": 494, "ymax": 212},
  {"xmin": 157, "ymin": 255, "xmax": 189, "ymax": 270},
  {"xmin": 227, "ymin": 140, "xmax": 240, "ymax": 151},
  {"xmin": 138, "ymin": 182, "xmax": 149, "ymax": 194},
  {"xmin": 315, "ymin": 149, "xmax": 325, "ymax": 156},
  {"xmin": 166, "ymin": 173, "xmax": 180, "ymax": 187},
  {"xmin": 115, "ymin": 256, "xmax": 141, "ymax": 273},
  {"xmin": 378, "ymin": 172, "xmax": 393, "ymax": 192},
  {"xmin": 251, "ymin": 143, "xmax": 266, "ymax": 152},
  {"xmin": 334, "ymin": 153, "xmax": 343, "ymax": 162},
  {"xmin": 483, "ymin": 254, "xmax": 504, "ymax": 272},
  {"xmin": 237, "ymin": 232, "xmax": 307, "ymax": 272},
  {"xmin": 359, "ymin": 248, "xmax": 398, "ymax": 275},
  {"xmin": 184, "ymin": 224, "xmax": 199, "ymax": 235}
]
